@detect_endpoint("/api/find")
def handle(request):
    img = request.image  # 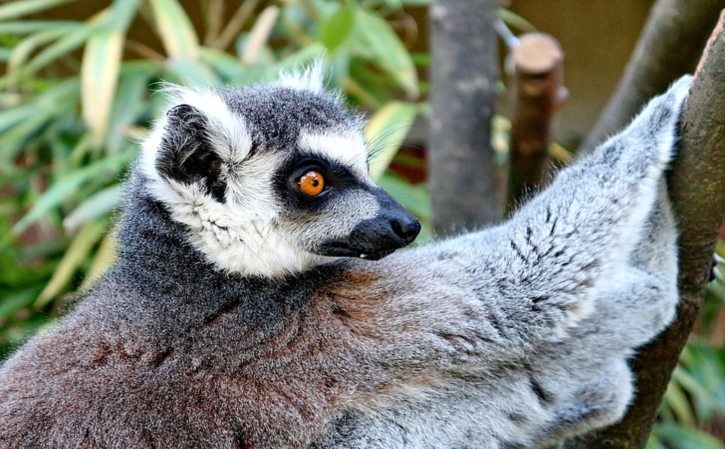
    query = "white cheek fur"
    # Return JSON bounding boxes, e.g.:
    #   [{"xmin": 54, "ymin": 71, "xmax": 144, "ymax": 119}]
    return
[
  {"xmin": 139, "ymin": 71, "xmax": 381, "ymax": 277},
  {"xmin": 298, "ymin": 130, "xmax": 371, "ymax": 180},
  {"xmin": 140, "ymin": 86, "xmax": 337, "ymax": 277}
]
